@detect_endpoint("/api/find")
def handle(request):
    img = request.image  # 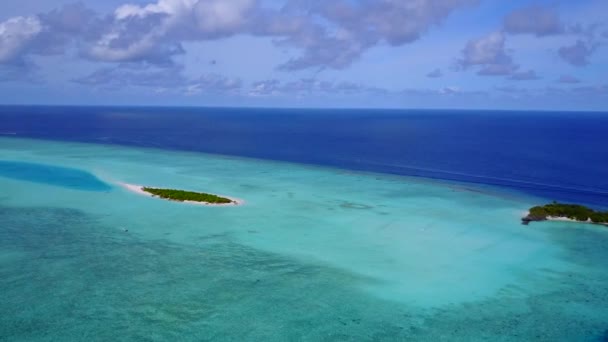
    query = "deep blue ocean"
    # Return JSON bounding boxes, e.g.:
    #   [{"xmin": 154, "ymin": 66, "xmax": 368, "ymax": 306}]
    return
[{"xmin": 1, "ymin": 105, "xmax": 607, "ymax": 206}]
